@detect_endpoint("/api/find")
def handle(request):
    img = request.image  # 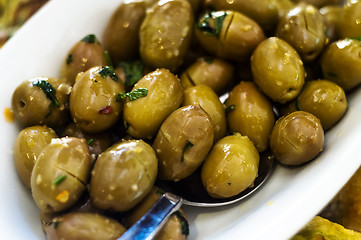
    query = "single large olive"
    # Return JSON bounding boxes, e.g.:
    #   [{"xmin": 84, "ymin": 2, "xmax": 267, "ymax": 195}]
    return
[
  {"xmin": 153, "ymin": 105, "xmax": 214, "ymax": 181},
  {"xmin": 270, "ymin": 111, "xmax": 324, "ymax": 166},
  {"xmin": 69, "ymin": 66, "xmax": 124, "ymax": 133},
  {"xmin": 123, "ymin": 68, "xmax": 183, "ymax": 139},
  {"xmin": 139, "ymin": 0, "xmax": 194, "ymax": 71},
  {"xmin": 60, "ymin": 34, "xmax": 107, "ymax": 86},
  {"xmin": 225, "ymin": 81, "xmax": 275, "ymax": 152},
  {"xmin": 14, "ymin": 125, "xmax": 57, "ymax": 189},
  {"xmin": 31, "ymin": 137, "xmax": 91, "ymax": 213},
  {"xmin": 338, "ymin": 1, "xmax": 361, "ymax": 38},
  {"xmin": 45, "ymin": 212, "xmax": 126, "ymax": 240},
  {"xmin": 201, "ymin": 133, "xmax": 259, "ymax": 199},
  {"xmin": 251, "ymin": 37, "xmax": 305, "ymax": 104},
  {"xmin": 11, "ymin": 77, "xmax": 71, "ymax": 128},
  {"xmin": 90, "ymin": 140, "xmax": 158, "ymax": 212}
]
